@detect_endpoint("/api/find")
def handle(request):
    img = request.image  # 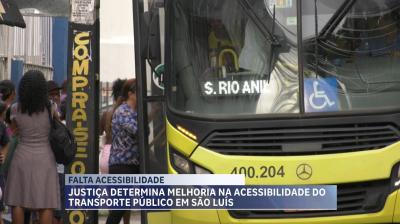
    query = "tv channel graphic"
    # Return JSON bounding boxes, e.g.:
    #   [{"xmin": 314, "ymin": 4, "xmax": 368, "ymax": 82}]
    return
[{"xmin": 65, "ymin": 174, "xmax": 337, "ymax": 211}]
